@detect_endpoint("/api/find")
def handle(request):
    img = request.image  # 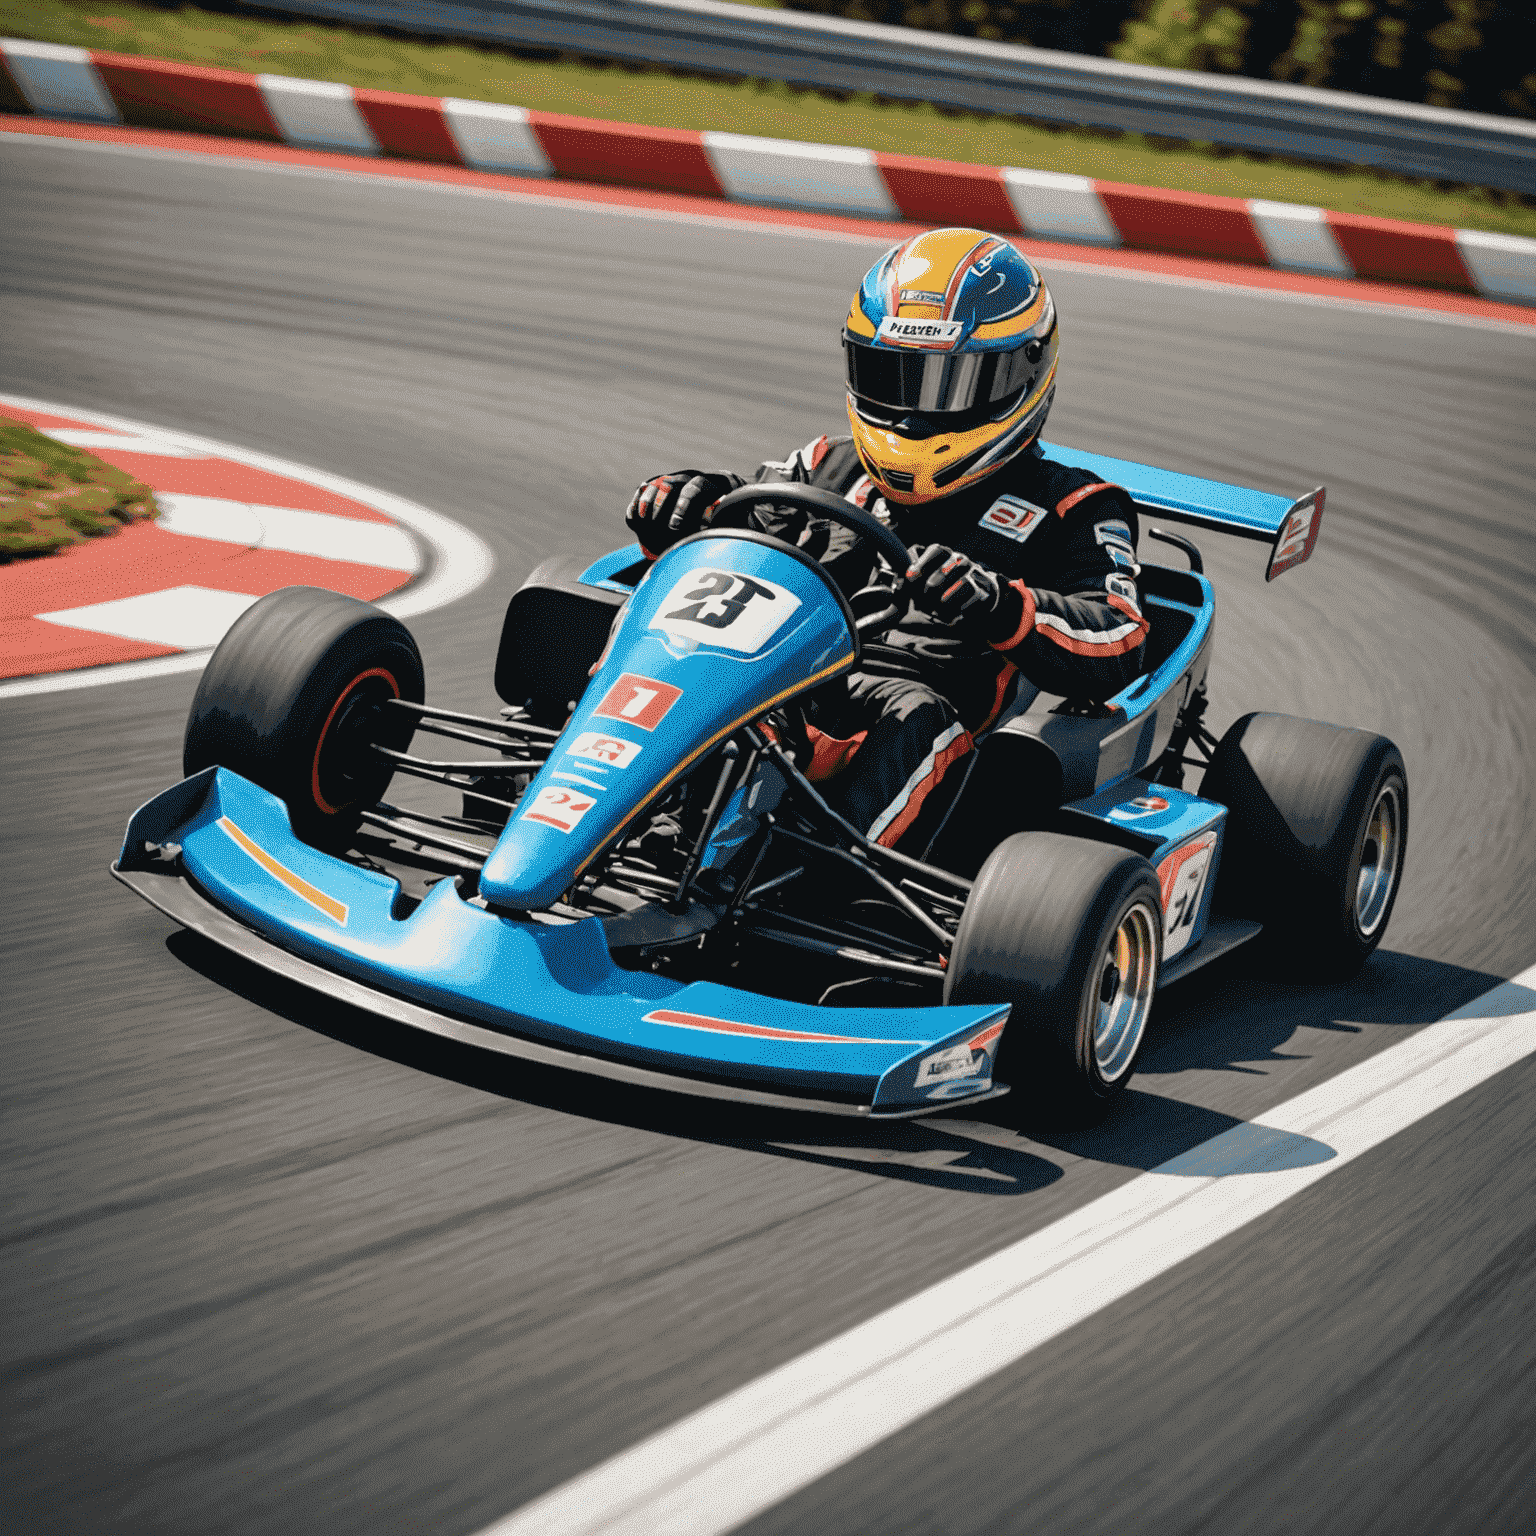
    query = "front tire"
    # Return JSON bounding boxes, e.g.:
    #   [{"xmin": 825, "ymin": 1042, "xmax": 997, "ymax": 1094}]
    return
[
  {"xmin": 1200, "ymin": 713, "xmax": 1407, "ymax": 978},
  {"xmin": 183, "ymin": 586, "xmax": 423, "ymax": 844},
  {"xmin": 945, "ymin": 832, "xmax": 1162, "ymax": 1127}
]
